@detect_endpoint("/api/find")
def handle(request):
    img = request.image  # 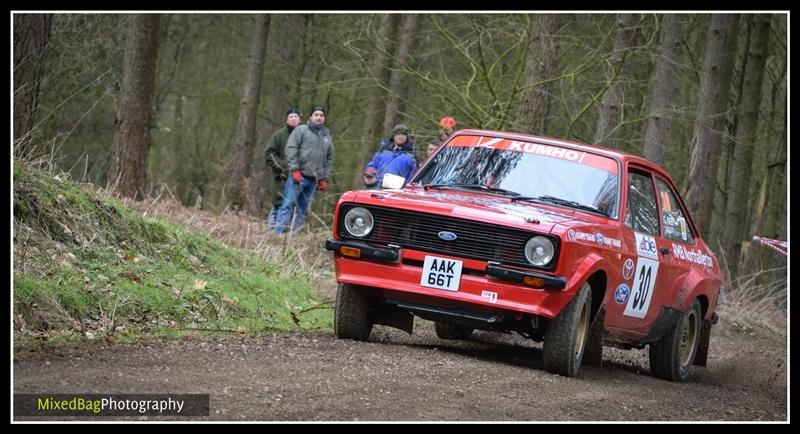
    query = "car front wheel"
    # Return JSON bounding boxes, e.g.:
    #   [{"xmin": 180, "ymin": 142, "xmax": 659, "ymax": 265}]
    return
[
  {"xmin": 334, "ymin": 283, "xmax": 373, "ymax": 341},
  {"xmin": 649, "ymin": 299, "xmax": 702, "ymax": 381},
  {"xmin": 543, "ymin": 282, "xmax": 592, "ymax": 377}
]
